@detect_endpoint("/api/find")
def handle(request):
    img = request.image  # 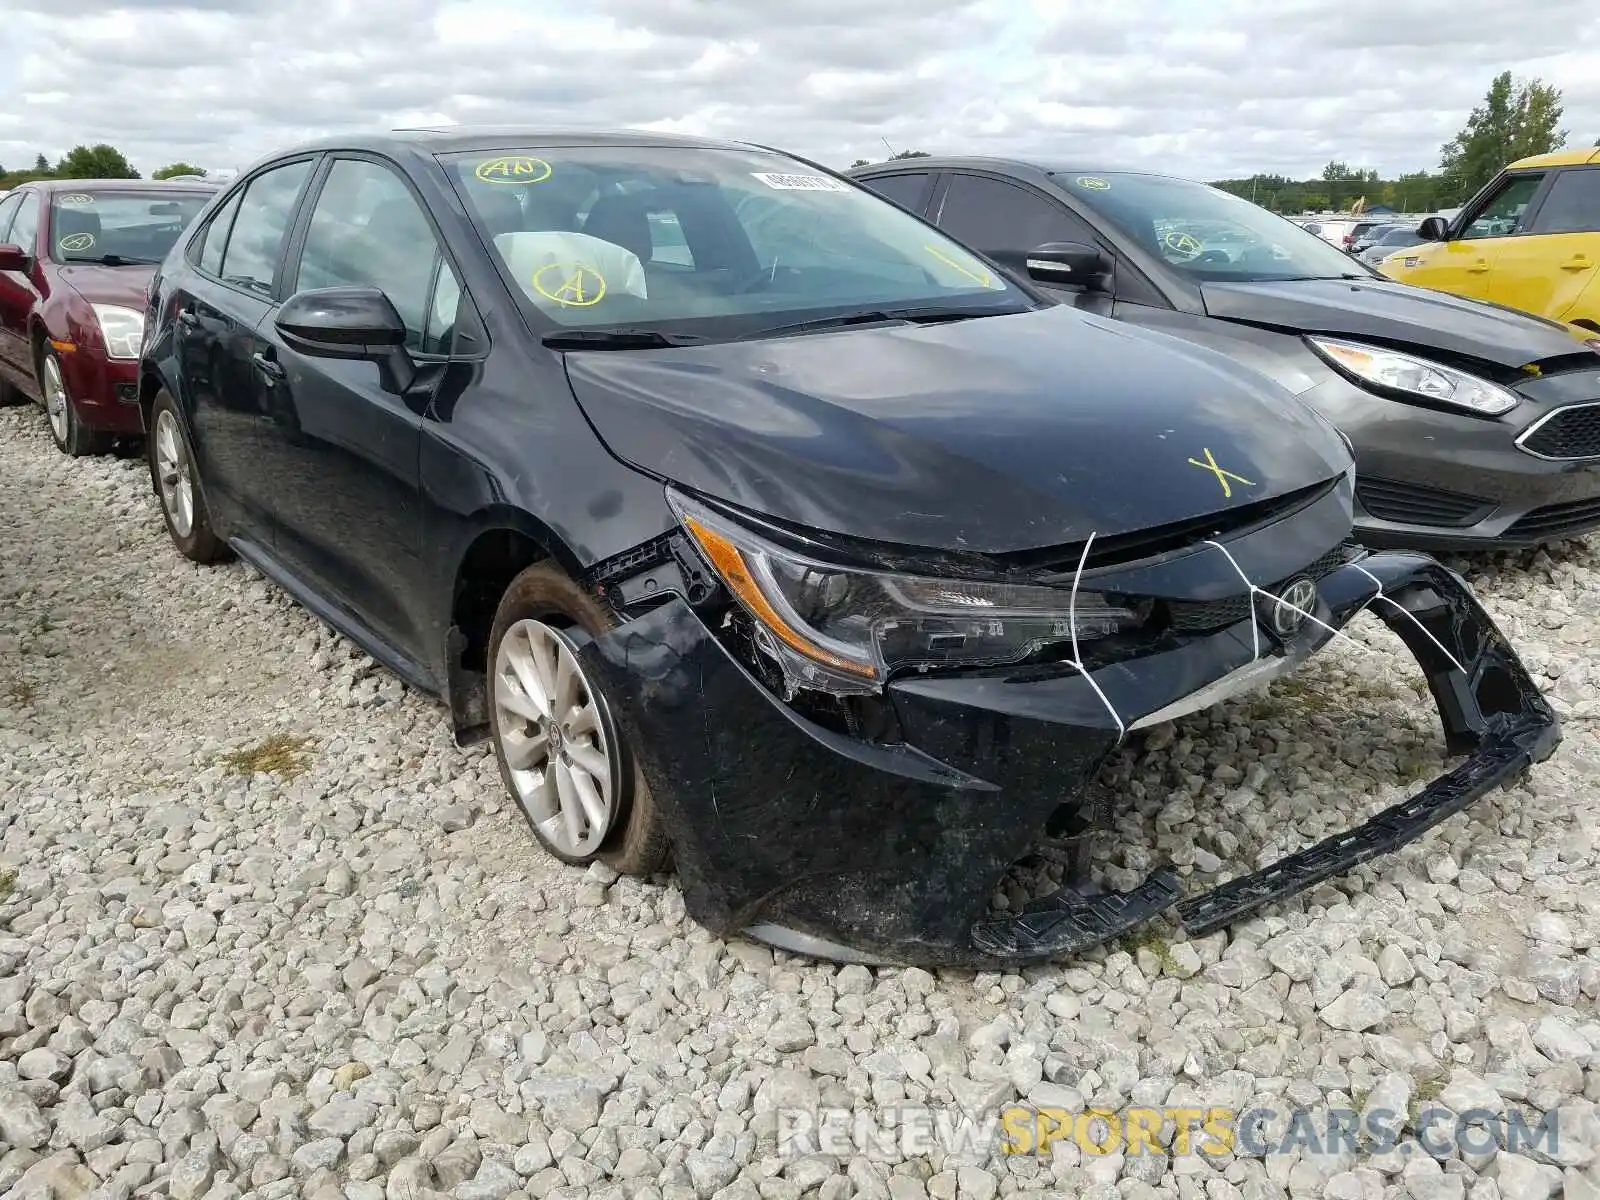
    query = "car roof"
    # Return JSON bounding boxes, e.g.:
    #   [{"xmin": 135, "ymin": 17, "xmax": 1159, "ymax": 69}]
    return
[
  {"xmin": 1508, "ymin": 147, "xmax": 1600, "ymax": 170},
  {"xmin": 848, "ymin": 156, "xmax": 1191, "ymax": 184},
  {"xmin": 283, "ymin": 126, "xmax": 764, "ymax": 158},
  {"xmin": 25, "ymin": 178, "xmax": 218, "ymax": 193}
]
